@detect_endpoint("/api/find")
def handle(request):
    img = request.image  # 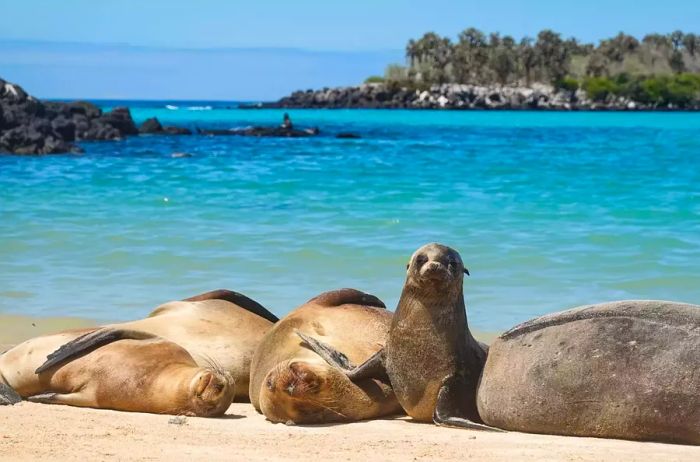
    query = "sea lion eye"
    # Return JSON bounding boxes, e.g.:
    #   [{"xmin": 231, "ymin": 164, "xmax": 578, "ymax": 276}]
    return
[{"xmin": 414, "ymin": 254, "xmax": 428, "ymax": 267}]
